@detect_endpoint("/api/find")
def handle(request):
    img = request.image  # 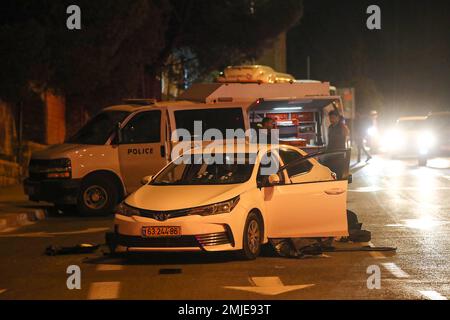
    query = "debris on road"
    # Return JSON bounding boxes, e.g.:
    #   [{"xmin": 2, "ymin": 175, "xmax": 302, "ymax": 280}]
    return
[
  {"xmin": 45, "ymin": 243, "xmax": 100, "ymax": 256},
  {"xmin": 269, "ymin": 210, "xmax": 396, "ymax": 258}
]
